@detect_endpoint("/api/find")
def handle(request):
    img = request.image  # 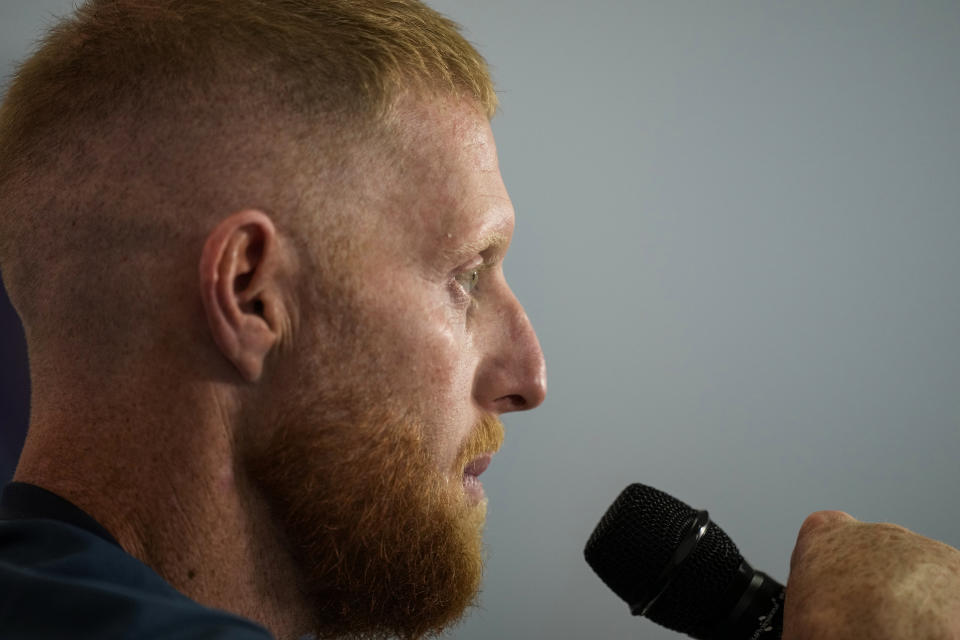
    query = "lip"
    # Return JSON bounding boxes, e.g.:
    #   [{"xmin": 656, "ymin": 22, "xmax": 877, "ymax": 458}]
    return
[
  {"xmin": 462, "ymin": 453, "xmax": 493, "ymax": 503},
  {"xmin": 463, "ymin": 453, "xmax": 492, "ymax": 478}
]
